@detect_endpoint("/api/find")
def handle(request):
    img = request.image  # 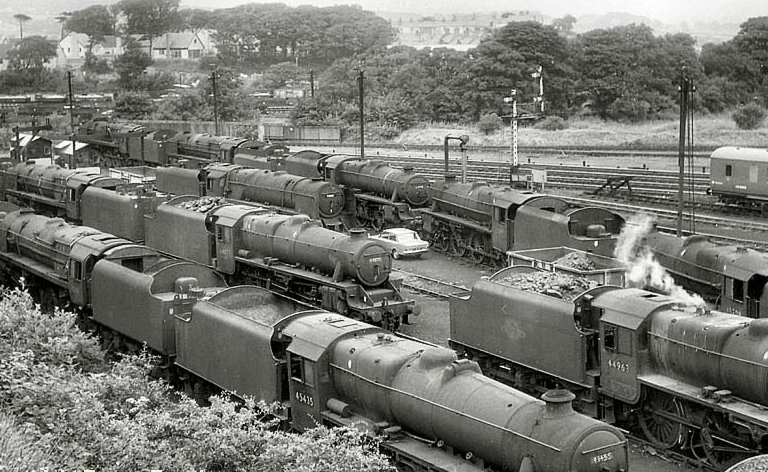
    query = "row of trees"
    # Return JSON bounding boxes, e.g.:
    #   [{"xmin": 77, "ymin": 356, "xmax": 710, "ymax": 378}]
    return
[{"xmin": 5, "ymin": 1, "xmax": 768, "ymax": 130}]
